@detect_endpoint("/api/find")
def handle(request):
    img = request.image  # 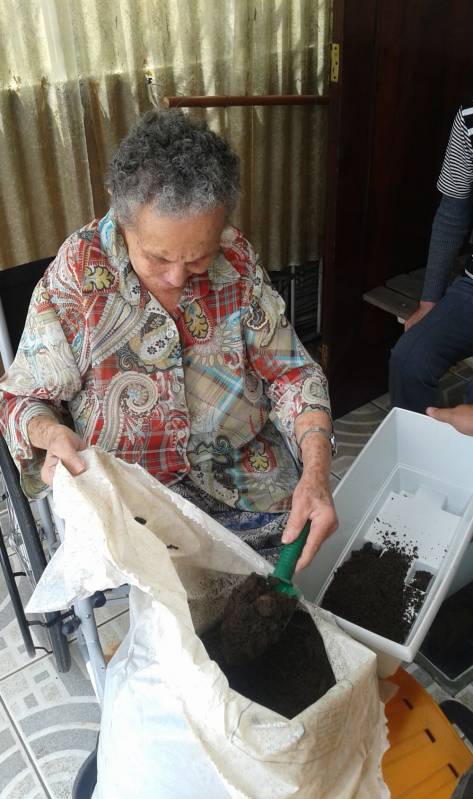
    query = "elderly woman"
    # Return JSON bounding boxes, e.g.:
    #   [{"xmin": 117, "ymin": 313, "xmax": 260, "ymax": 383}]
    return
[{"xmin": 0, "ymin": 110, "xmax": 336, "ymax": 571}]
